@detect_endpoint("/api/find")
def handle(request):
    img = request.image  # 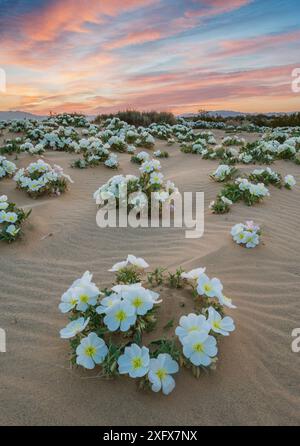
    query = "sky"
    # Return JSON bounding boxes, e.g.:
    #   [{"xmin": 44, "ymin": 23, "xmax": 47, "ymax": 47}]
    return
[{"xmin": 0, "ymin": 0, "xmax": 300, "ymax": 115}]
